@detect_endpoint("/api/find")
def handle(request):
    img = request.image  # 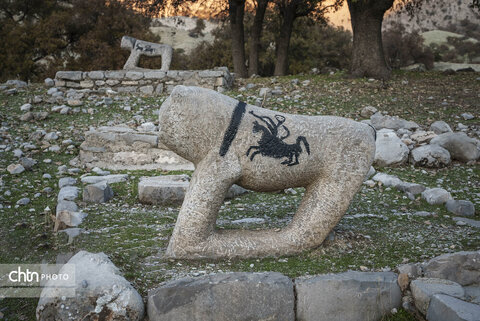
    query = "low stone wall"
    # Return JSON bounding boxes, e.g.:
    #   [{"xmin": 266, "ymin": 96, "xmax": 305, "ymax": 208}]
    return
[{"xmin": 54, "ymin": 67, "xmax": 234, "ymax": 95}]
